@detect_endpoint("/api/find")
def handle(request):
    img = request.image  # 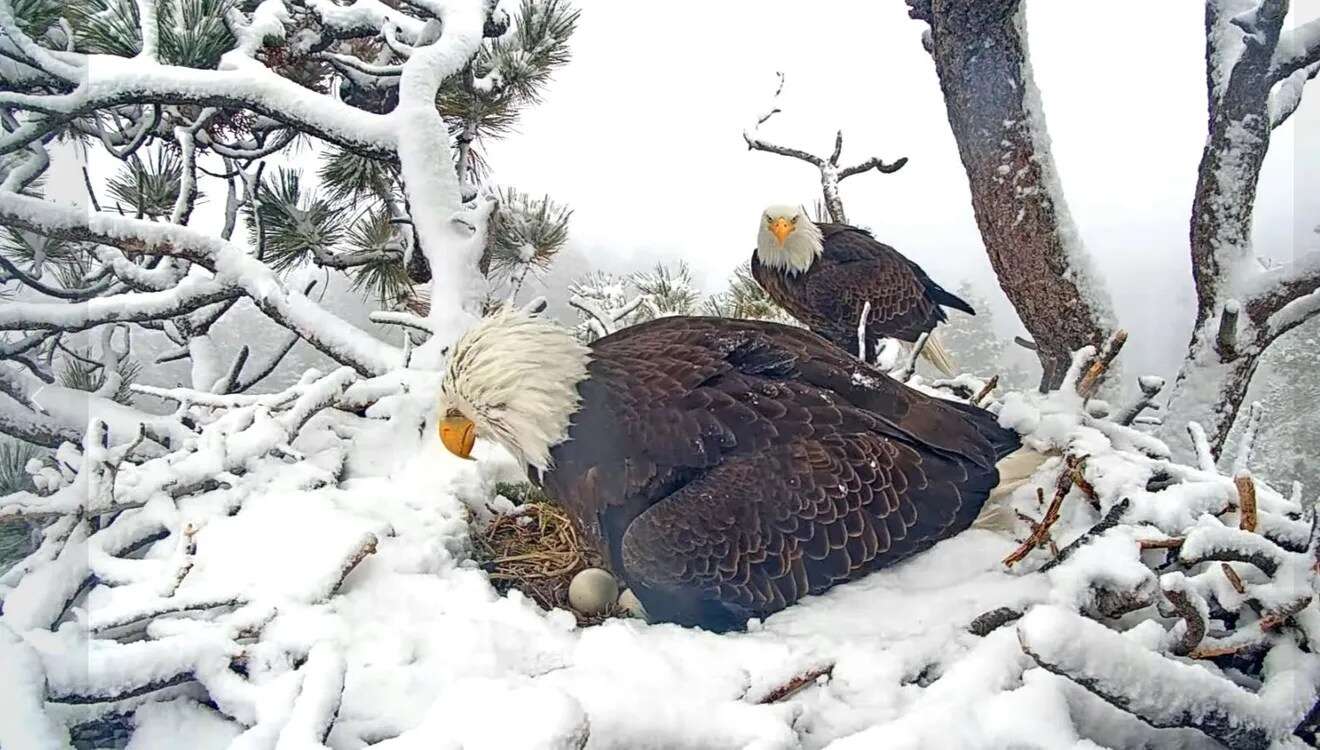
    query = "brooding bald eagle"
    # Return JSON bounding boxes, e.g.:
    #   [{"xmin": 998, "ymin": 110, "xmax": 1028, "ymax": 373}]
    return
[
  {"xmin": 438, "ymin": 308, "xmax": 1022, "ymax": 632},
  {"xmin": 752, "ymin": 205, "xmax": 975, "ymax": 375}
]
